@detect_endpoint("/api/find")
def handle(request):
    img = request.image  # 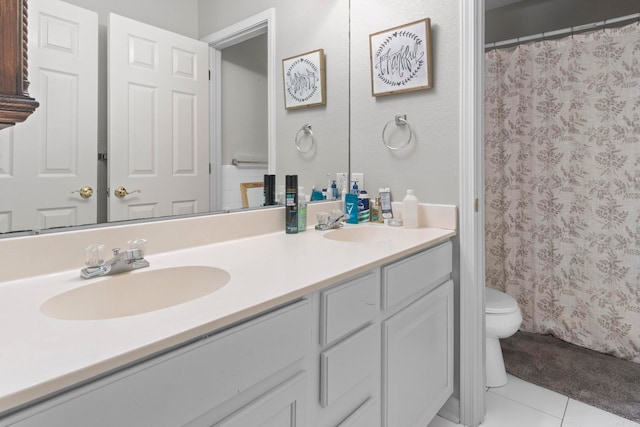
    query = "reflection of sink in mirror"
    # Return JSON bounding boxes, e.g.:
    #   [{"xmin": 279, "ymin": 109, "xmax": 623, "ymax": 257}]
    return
[
  {"xmin": 323, "ymin": 226, "xmax": 406, "ymax": 243},
  {"xmin": 40, "ymin": 266, "xmax": 230, "ymax": 321}
]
